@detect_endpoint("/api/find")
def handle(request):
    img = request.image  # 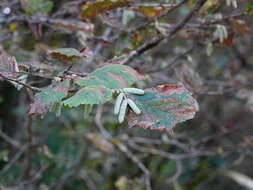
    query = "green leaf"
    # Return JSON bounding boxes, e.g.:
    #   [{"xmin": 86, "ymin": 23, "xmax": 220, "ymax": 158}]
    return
[
  {"xmin": 29, "ymin": 81, "xmax": 70, "ymax": 115},
  {"xmin": 48, "ymin": 48, "xmax": 82, "ymax": 62},
  {"xmin": 75, "ymin": 64, "xmax": 145, "ymax": 89},
  {"xmin": 80, "ymin": 0, "xmax": 130, "ymax": 19},
  {"xmin": 126, "ymin": 84, "xmax": 199, "ymax": 132},
  {"xmin": 21, "ymin": 0, "xmax": 53, "ymax": 15},
  {"xmin": 63, "ymin": 86, "xmax": 113, "ymax": 108}
]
